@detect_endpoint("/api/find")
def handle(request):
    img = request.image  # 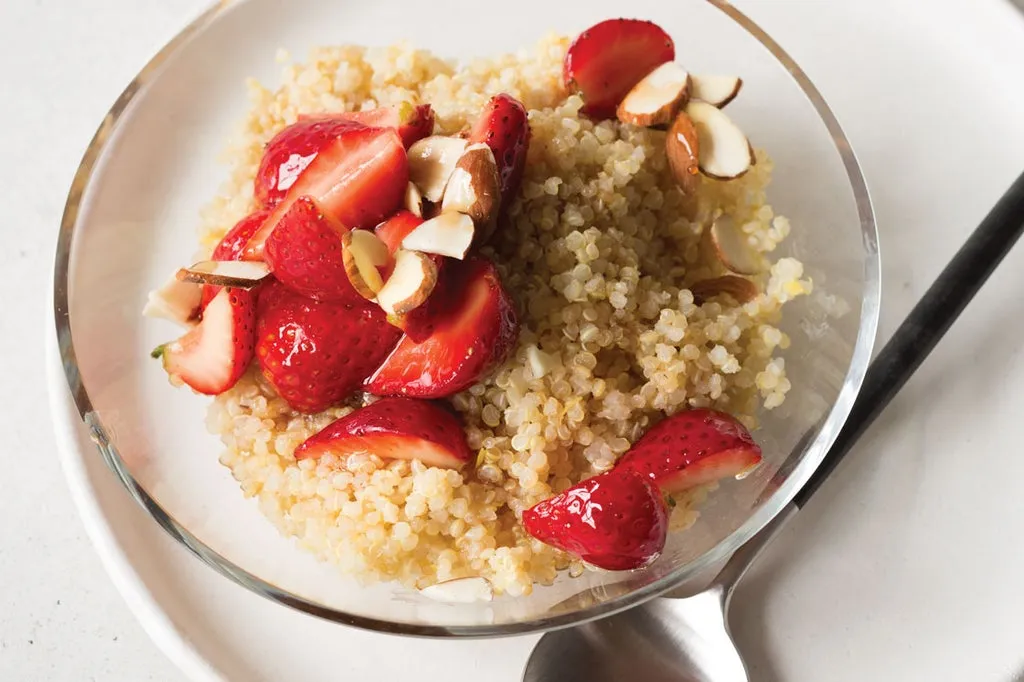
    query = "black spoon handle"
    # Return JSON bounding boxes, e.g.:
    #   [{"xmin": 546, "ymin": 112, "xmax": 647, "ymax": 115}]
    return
[{"xmin": 793, "ymin": 170, "xmax": 1024, "ymax": 508}]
